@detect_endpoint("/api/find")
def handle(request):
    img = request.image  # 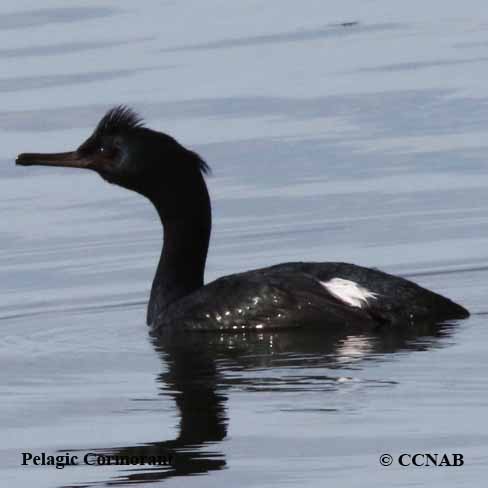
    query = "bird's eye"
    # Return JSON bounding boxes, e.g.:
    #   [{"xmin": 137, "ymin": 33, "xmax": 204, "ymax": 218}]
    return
[{"xmin": 98, "ymin": 145, "xmax": 105, "ymax": 153}]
